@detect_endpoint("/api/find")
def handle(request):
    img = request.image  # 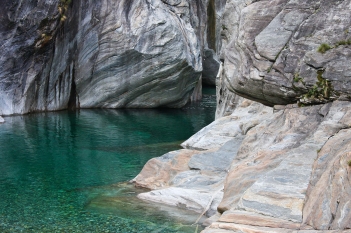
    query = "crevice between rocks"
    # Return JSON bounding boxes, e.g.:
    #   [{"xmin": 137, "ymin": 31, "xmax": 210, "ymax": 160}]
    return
[{"xmin": 68, "ymin": 63, "xmax": 79, "ymax": 110}]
